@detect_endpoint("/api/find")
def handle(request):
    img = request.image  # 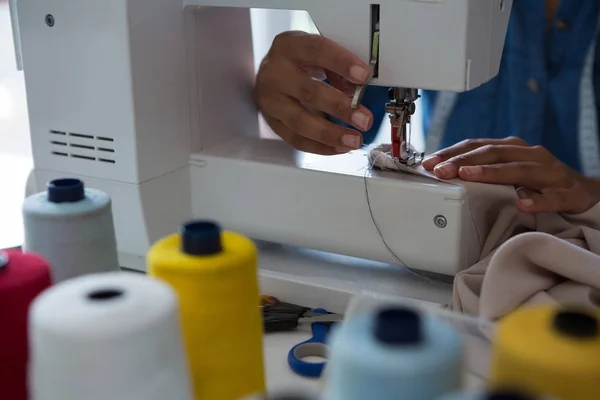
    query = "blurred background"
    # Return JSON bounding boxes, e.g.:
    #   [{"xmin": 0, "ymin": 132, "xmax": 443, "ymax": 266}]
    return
[{"xmin": 0, "ymin": 6, "xmax": 422, "ymax": 249}]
